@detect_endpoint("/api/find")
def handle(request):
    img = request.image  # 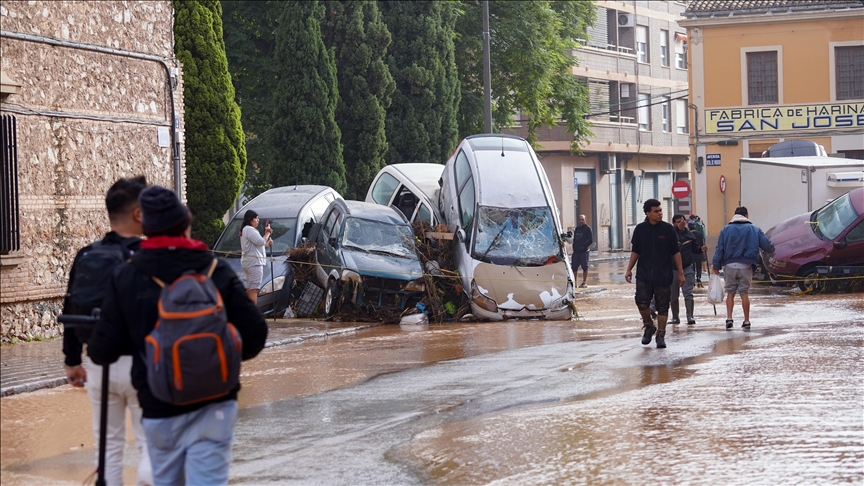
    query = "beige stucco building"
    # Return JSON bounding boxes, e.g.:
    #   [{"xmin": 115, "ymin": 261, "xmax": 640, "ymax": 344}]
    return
[
  {"xmin": 0, "ymin": 1, "xmax": 186, "ymax": 342},
  {"xmin": 679, "ymin": 0, "xmax": 864, "ymax": 237}
]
